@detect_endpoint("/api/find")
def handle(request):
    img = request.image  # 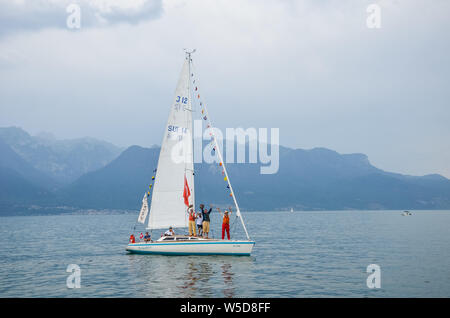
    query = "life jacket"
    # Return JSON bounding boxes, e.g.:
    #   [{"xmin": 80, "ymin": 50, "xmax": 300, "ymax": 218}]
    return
[
  {"xmin": 189, "ymin": 210, "xmax": 195, "ymax": 221},
  {"xmin": 223, "ymin": 214, "xmax": 230, "ymax": 224}
]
